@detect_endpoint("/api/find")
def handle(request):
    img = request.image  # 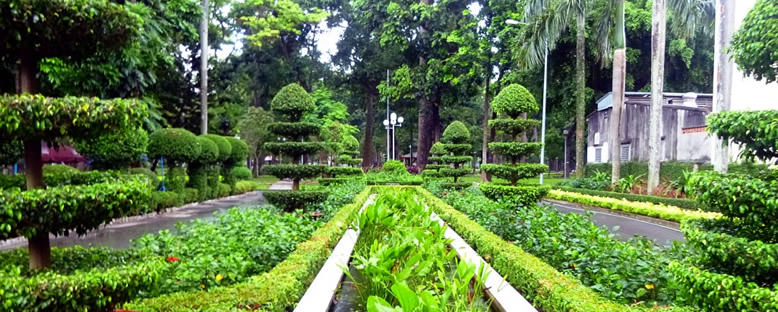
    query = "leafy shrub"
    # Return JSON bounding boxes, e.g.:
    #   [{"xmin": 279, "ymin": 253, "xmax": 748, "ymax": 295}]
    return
[
  {"xmin": 264, "ymin": 190, "xmax": 329, "ymax": 212},
  {"xmin": 194, "ymin": 136, "xmax": 219, "ymax": 164},
  {"xmin": 614, "ymin": 174, "xmax": 644, "ymax": 193},
  {"xmin": 327, "ymin": 166, "xmax": 363, "ymax": 177},
  {"xmin": 481, "ymin": 163, "xmax": 547, "ymax": 185},
  {"xmin": 130, "ymin": 167, "xmax": 159, "ymax": 190},
  {"xmin": 165, "ymin": 167, "xmax": 187, "ymax": 192},
  {"xmin": 42, "ymin": 163, "xmax": 79, "ymax": 180},
  {"xmin": 381, "ymin": 160, "xmax": 406, "ymax": 174},
  {"xmin": 262, "ymin": 164, "xmax": 326, "ymax": 181},
  {"xmin": 203, "ymin": 134, "xmax": 232, "ymax": 162},
  {"xmin": 434, "ymin": 187, "xmax": 685, "ymax": 307},
  {"xmin": 546, "ymin": 190, "xmax": 719, "ymax": 222},
  {"xmin": 151, "ymin": 191, "xmax": 182, "ymax": 211},
  {"xmin": 148, "ymin": 128, "xmax": 201, "ymax": 165},
  {"xmin": 231, "ymin": 166, "xmax": 252, "ymax": 180},
  {"xmin": 132, "ymin": 208, "xmax": 320, "ymax": 294},
  {"xmin": 341, "ymin": 135, "xmax": 360, "ymax": 155},
  {"xmin": 478, "ymin": 183, "xmax": 549, "ymax": 205},
  {"xmin": 491, "ymin": 84, "xmax": 538, "ymax": 118},
  {"xmin": 707, "ymin": 110, "xmax": 778, "ymax": 161},
  {"xmin": 0, "ymin": 177, "xmax": 151, "ymax": 240},
  {"xmin": 269, "ymin": 83, "xmax": 316, "ymax": 122},
  {"xmin": 487, "ymin": 142, "xmax": 542, "ymax": 161},
  {"xmin": 75, "ymin": 127, "xmax": 148, "ymax": 169},
  {"xmin": 225, "ymin": 137, "xmax": 249, "ymax": 164},
  {"xmin": 266, "ymin": 122, "xmax": 320, "ymax": 139},
  {"xmin": 178, "ymin": 187, "xmax": 199, "ymax": 204},
  {"xmin": 585, "ymin": 162, "xmax": 713, "ymax": 184},
  {"xmin": 234, "ymin": 181, "xmax": 259, "ymax": 194},
  {"xmin": 488, "ymin": 118, "xmax": 540, "ymax": 137},
  {"xmin": 0, "ymin": 140, "xmax": 22, "ymax": 166},
  {"xmin": 187, "ymin": 164, "xmax": 209, "ymax": 201},
  {"xmin": 264, "ymin": 142, "xmax": 325, "ymax": 158},
  {"xmin": 441, "ymin": 120, "xmax": 471, "ymax": 144},
  {"xmin": 553, "ymin": 186, "xmax": 703, "ymax": 211},
  {"xmin": 217, "ymin": 183, "xmax": 231, "ymax": 198},
  {"xmin": 669, "ymin": 262, "xmax": 778, "ymax": 311},
  {"xmin": 0, "ymin": 174, "xmax": 25, "ymax": 190},
  {"xmin": 318, "ymin": 177, "xmax": 351, "ymax": 186},
  {"xmin": 124, "ymin": 185, "xmax": 372, "ymax": 311}
]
